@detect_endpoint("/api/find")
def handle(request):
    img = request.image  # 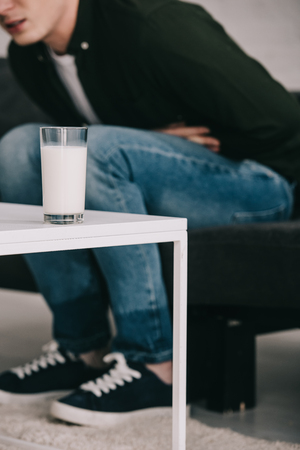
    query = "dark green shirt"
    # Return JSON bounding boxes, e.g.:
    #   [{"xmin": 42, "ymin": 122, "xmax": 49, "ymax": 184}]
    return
[{"xmin": 9, "ymin": 0, "xmax": 300, "ymax": 181}]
